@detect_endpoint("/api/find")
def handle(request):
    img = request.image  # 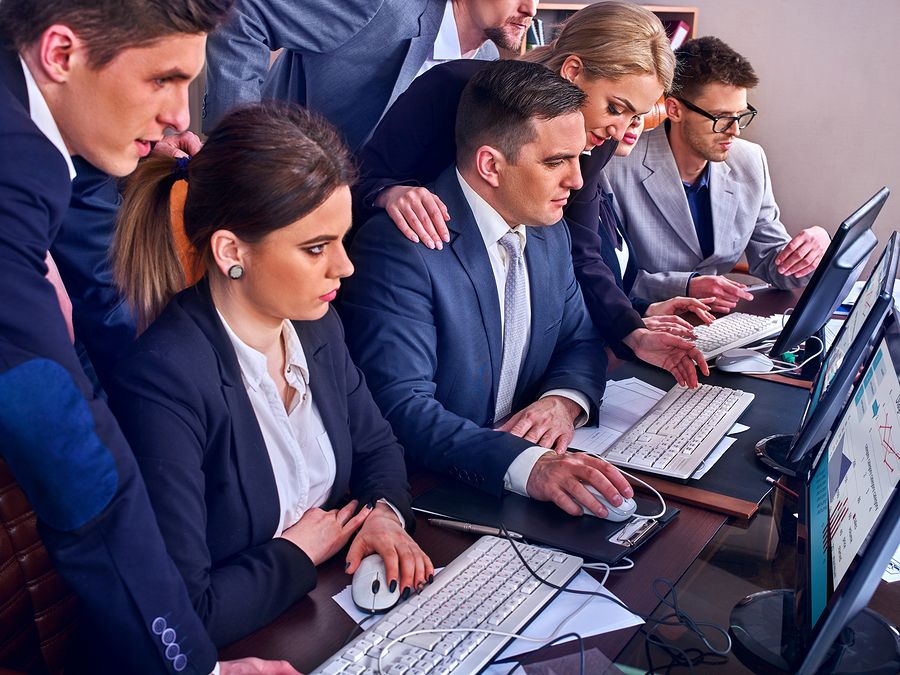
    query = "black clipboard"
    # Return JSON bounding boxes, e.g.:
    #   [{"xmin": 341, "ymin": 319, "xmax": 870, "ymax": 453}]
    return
[{"xmin": 413, "ymin": 481, "xmax": 679, "ymax": 564}]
